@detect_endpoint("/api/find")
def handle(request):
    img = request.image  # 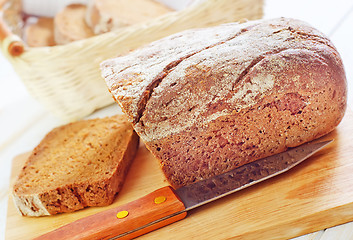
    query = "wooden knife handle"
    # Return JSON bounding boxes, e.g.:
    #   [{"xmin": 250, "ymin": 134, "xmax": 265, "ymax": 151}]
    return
[{"xmin": 34, "ymin": 186, "xmax": 187, "ymax": 240}]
